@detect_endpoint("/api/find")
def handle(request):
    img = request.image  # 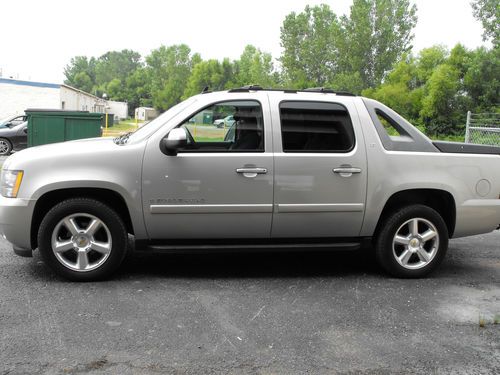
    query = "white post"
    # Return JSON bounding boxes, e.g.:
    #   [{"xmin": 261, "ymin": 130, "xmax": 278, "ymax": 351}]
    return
[{"xmin": 465, "ymin": 111, "xmax": 471, "ymax": 143}]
